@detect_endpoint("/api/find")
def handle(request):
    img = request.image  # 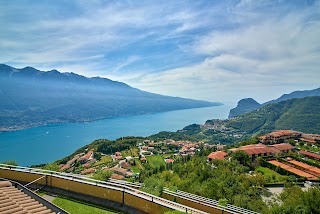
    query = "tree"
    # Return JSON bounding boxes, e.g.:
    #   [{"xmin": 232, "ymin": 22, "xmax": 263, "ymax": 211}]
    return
[
  {"xmin": 231, "ymin": 150, "xmax": 251, "ymax": 167},
  {"xmin": 42, "ymin": 163, "xmax": 60, "ymax": 171},
  {"xmin": 218, "ymin": 198, "xmax": 228, "ymax": 210},
  {"xmin": 1, "ymin": 160, "xmax": 19, "ymax": 166},
  {"xmin": 141, "ymin": 176, "xmax": 165, "ymax": 196},
  {"xmin": 92, "ymin": 170, "xmax": 112, "ymax": 181}
]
